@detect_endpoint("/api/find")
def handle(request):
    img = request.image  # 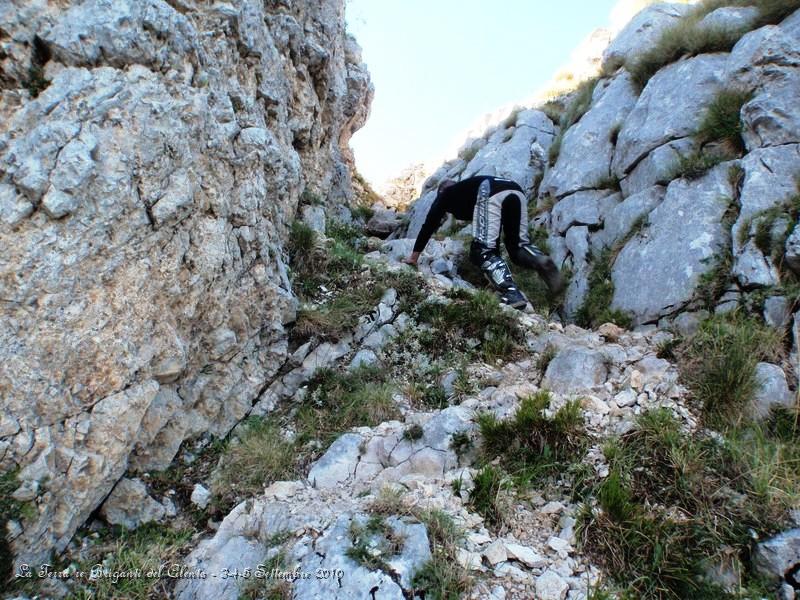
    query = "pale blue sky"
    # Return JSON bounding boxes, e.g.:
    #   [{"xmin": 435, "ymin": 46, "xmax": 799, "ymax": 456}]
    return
[{"xmin": 346, "ymin": 0, "xmax": 618, "ymax": 186}]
